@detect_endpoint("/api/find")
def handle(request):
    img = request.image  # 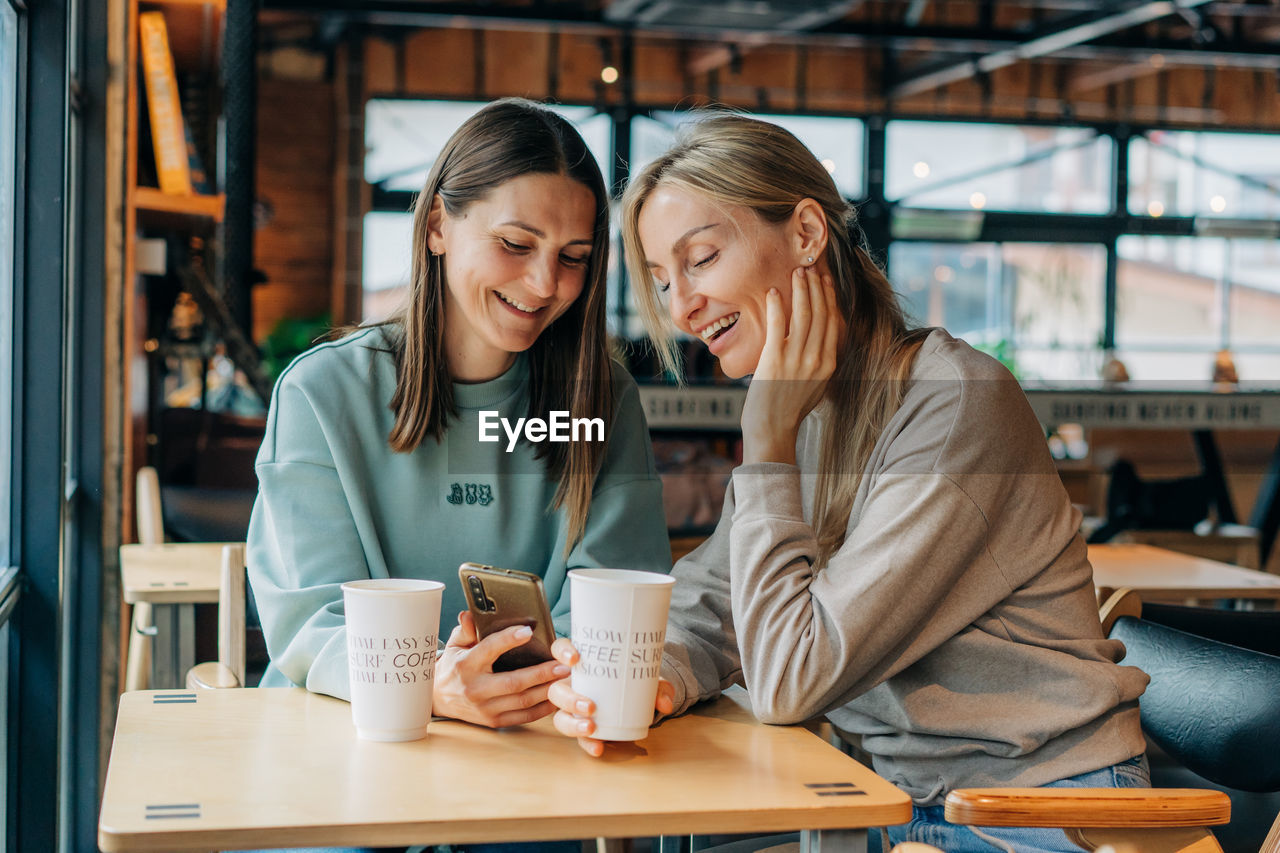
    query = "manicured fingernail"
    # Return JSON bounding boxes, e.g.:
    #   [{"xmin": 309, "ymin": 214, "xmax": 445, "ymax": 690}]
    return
[
  {"xmin": 576, "ymin": 719, "xmax": 593, "ymax": 734},
  {"xmin": 769, "ymin": 288, "xmax": 779, "ymax": 297},
  {"xmin": 514, "ymin": 626, "xmax": 533, "ymax": 639},
  {"xmin": 576, "ymin": 699, "xmax": 593, "ymax": 714},
  {"xmin": 553, "ymin": 665, "xmax": 571, "ymax": 677}
]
